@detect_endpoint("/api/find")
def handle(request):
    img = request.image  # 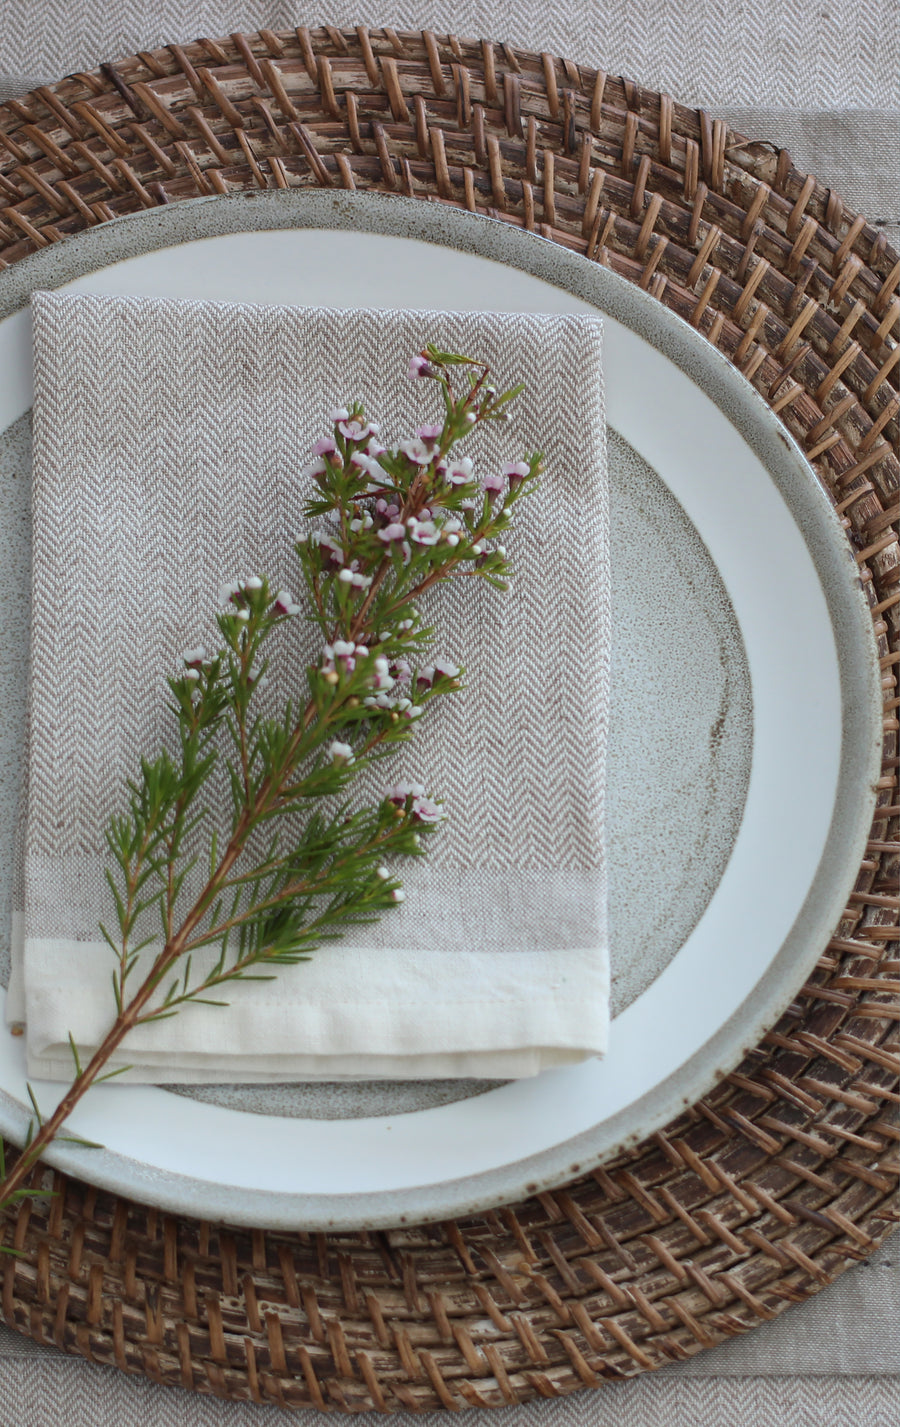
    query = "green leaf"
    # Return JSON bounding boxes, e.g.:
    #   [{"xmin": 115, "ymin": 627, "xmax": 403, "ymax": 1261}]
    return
[
  {"xmin": 25, "ymin": 1083, "xmax": 43, "ymax": 1127},
  {"xmin": 94, "ymin": 1064, "xmax": 134, "ymax": 1084}
]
